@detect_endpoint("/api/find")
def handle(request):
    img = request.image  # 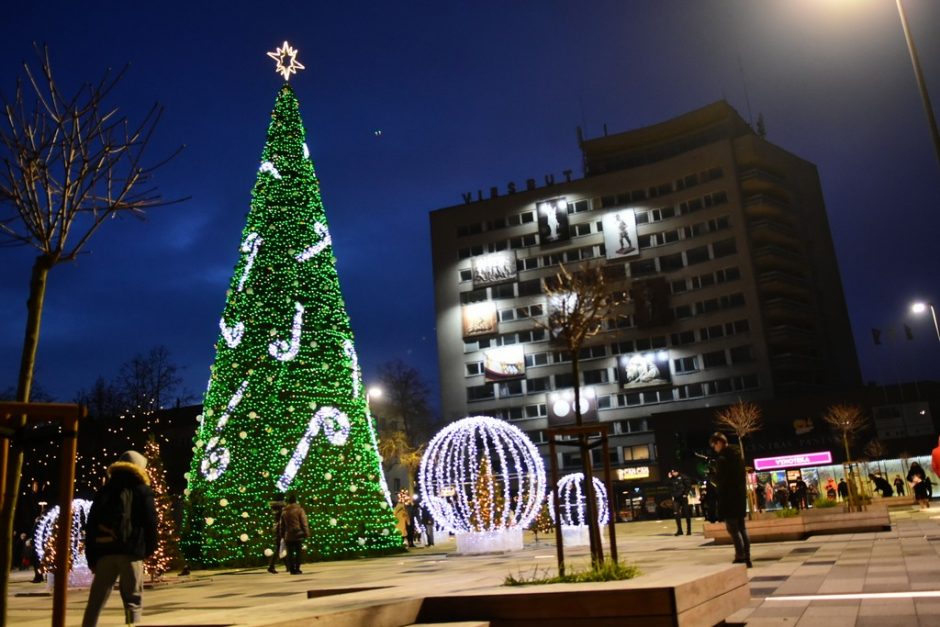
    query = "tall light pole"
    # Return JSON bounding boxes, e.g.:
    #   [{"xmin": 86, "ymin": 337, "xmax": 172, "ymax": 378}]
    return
[
  {"xmin": 911, "ymin": 301, "xmax": 940, "ymax": 344},
  {"xmin": 895, "ymin": 0, "xmax": 940, "ymax": 170}
]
